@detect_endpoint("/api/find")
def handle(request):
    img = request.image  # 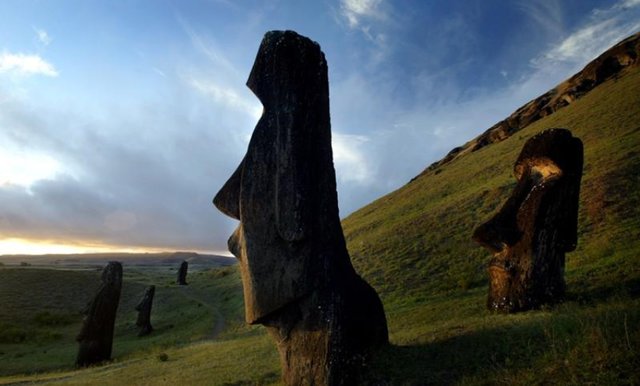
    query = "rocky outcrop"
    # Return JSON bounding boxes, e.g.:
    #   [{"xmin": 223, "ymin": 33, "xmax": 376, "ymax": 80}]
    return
[
  {"xmin": 76, "ymin": 261, "xmax": 122, "ymax": 367},
  {"xmin": 214, "ymin": 30, "xmax": 388, "ymax": 385},
  {"xmin": 135, "ymin": 285, "xmax": 155, "ymax": 337},
  {"xmin": 472, "ymin": 128, "xmax": 583, "ymax": 312},
  {"xmin": 177, "ymin": 261, "xmax": 188, "ymax": 285},
  {"xmin": 422, "ymin": 32, "xmax": 639, "ymax": 175}
]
